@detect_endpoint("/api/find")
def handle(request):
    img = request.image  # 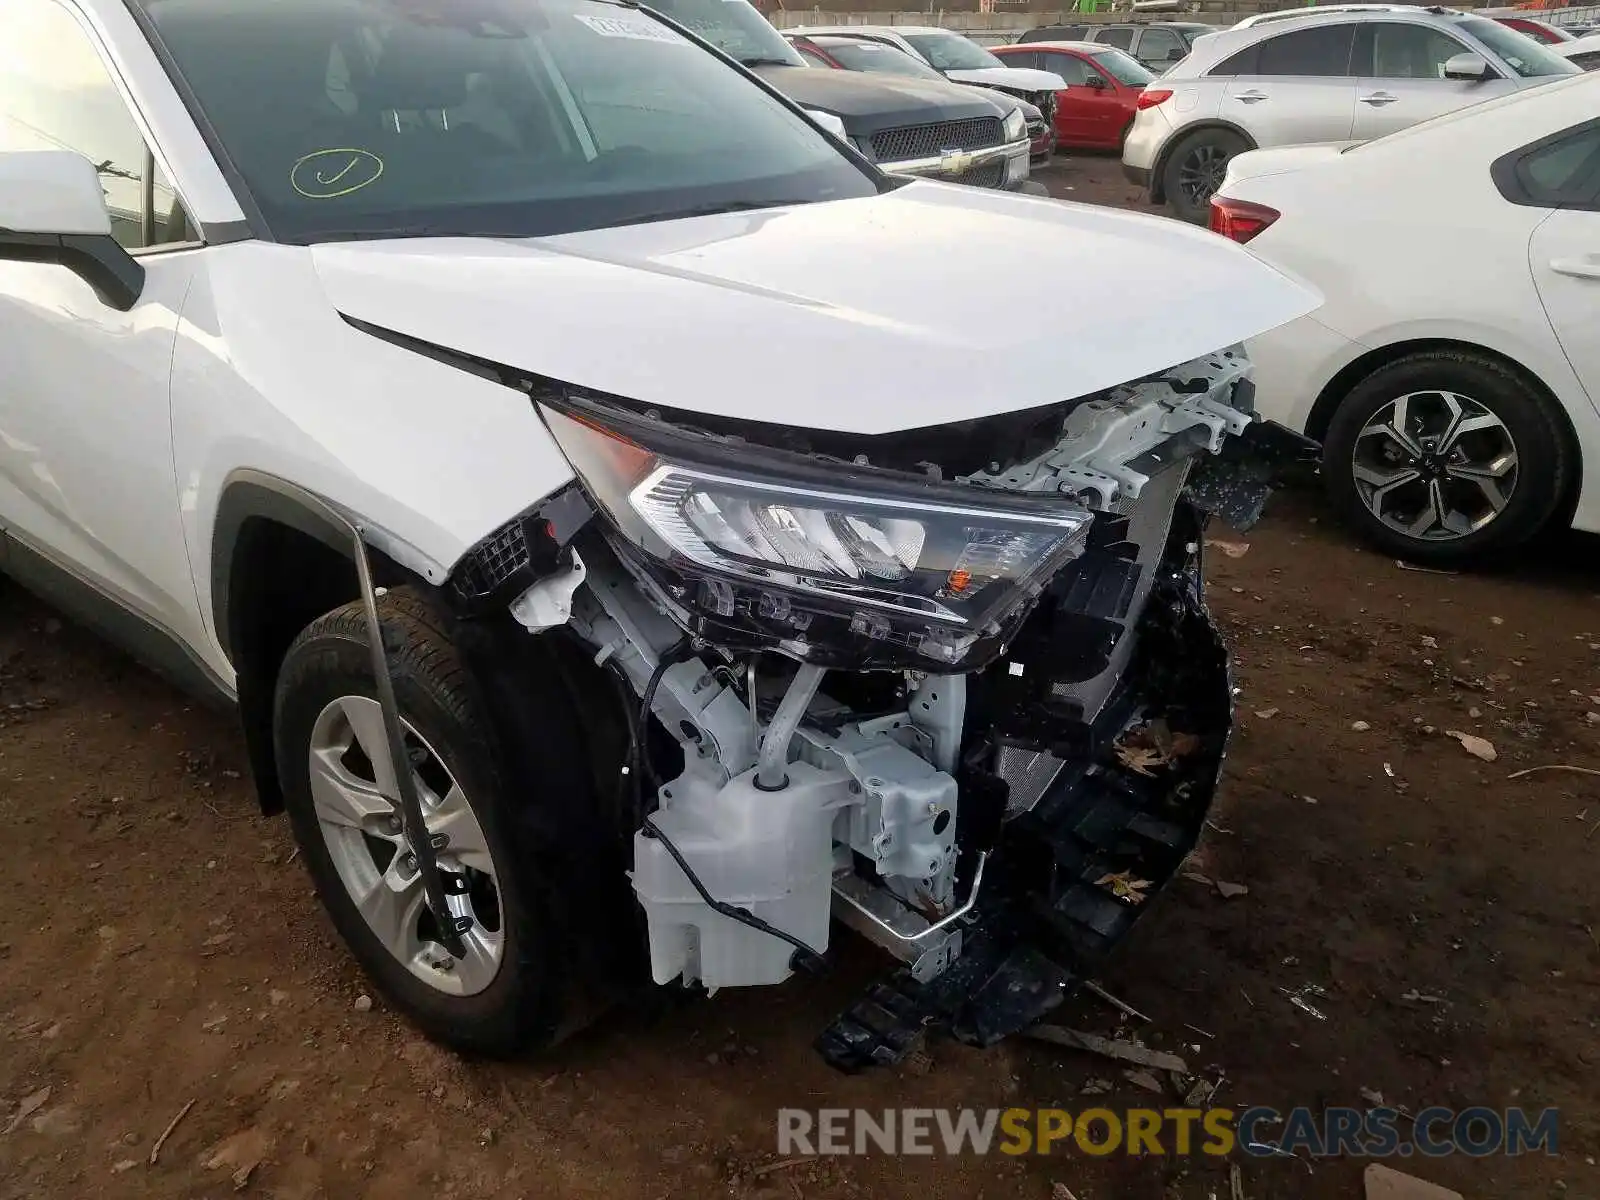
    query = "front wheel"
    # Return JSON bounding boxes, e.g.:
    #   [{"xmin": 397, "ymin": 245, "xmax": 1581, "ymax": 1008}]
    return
[
  {"xmin": 272, "ymin": 589, "xmax": 567, "ymax": 1056},
  {"xmin": 1162, "ymin": 128, "xmax": 1246, "ymax": 223},
  {"xmin": 1321, "ymin": 350, "xmax": 1571, "ymax": 565}
]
